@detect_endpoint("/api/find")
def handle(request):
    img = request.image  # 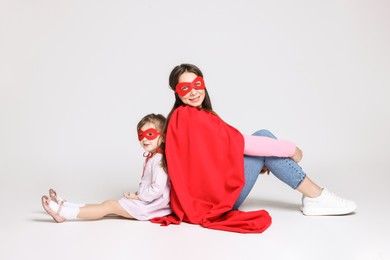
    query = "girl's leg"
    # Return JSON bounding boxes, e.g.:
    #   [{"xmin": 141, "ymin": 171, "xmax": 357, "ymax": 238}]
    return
[
  {"xmin": 42, "ymin": 196, "xmax": 134, "ymax": 222},
  {"xmin": 77, "ymin": 200, "xmax": 134, "ymax": 220},
  {"xmin": 49, "ymin": 189, "xmax": 87, "ymax": 208},
  {"xmin": 49, "ymin": 189, "xmax": 112, "ymax": 208}
]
